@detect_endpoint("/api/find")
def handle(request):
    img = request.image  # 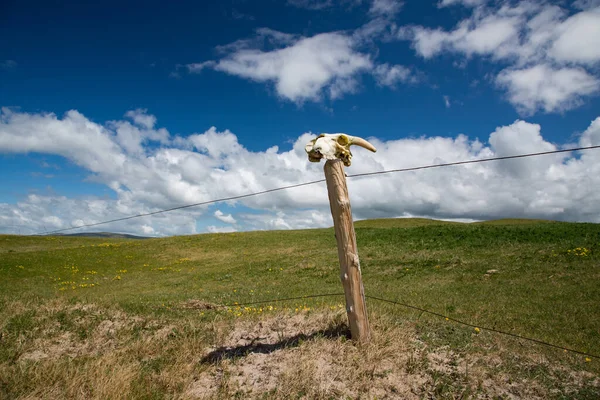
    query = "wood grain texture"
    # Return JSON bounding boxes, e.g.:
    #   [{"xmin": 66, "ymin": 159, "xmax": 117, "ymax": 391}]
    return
[{"xmin": 324, "ymin": 159, "xmax": 371, "ymax": 343}]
